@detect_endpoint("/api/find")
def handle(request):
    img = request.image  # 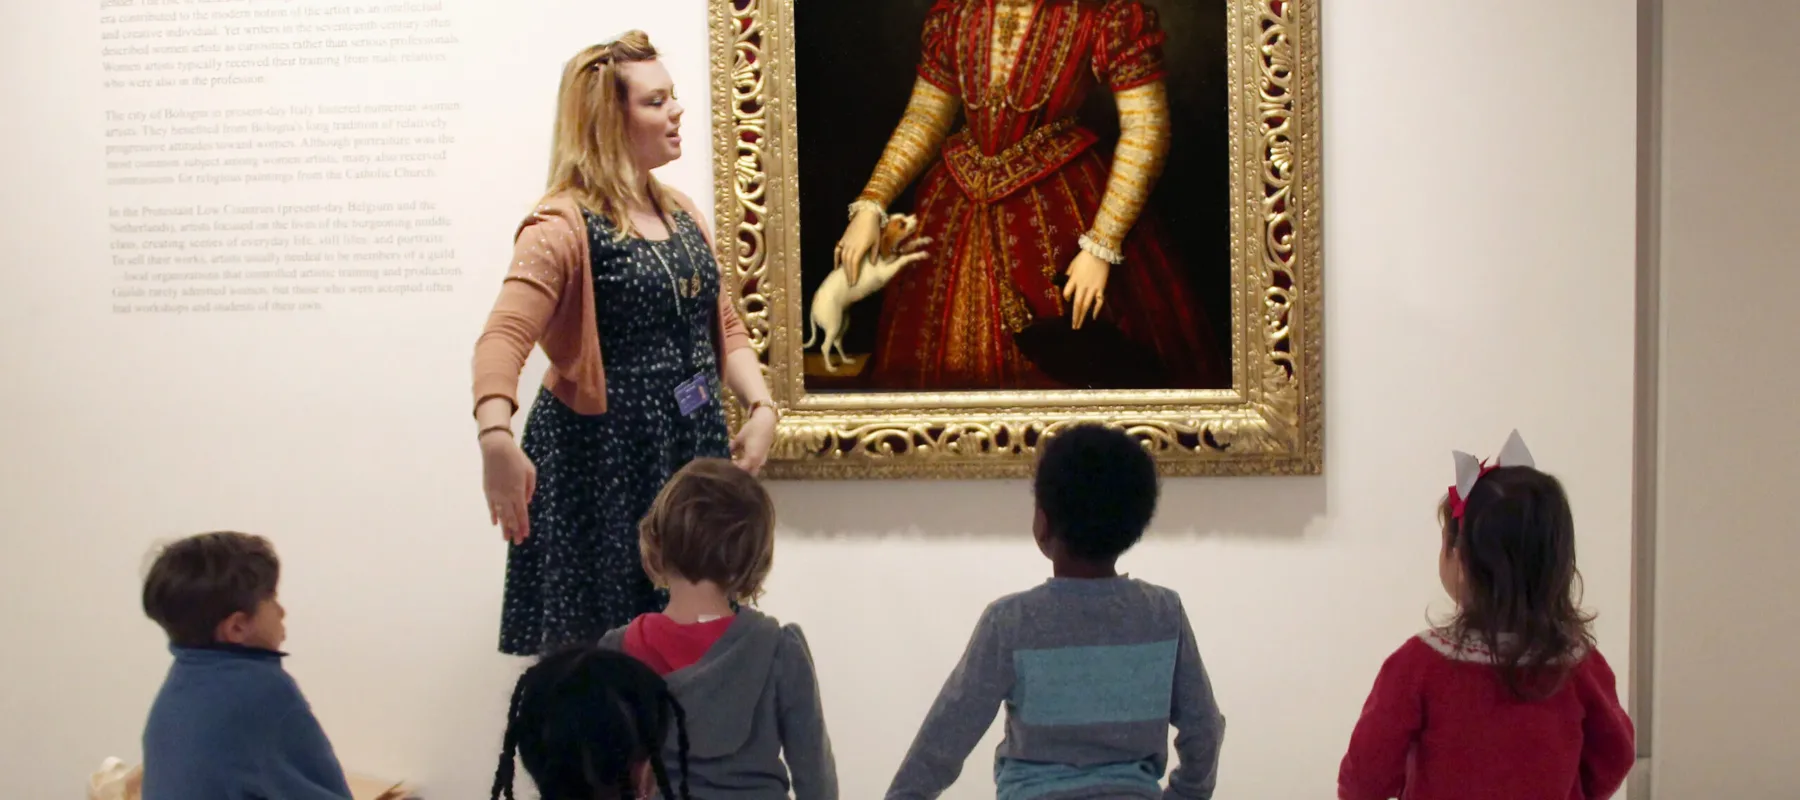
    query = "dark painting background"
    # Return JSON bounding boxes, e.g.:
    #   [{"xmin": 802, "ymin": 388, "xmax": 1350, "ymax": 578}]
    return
[{"xmin": 793, "ymin": 0, "xmax": 1230, "ymax": 390}]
